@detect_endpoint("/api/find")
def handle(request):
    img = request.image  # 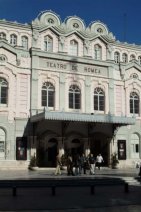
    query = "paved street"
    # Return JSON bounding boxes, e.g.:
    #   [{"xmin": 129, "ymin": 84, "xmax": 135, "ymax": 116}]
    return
[{"xmin": 0, "ymin": 167, "xmax": 140, "ymax": 211}]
